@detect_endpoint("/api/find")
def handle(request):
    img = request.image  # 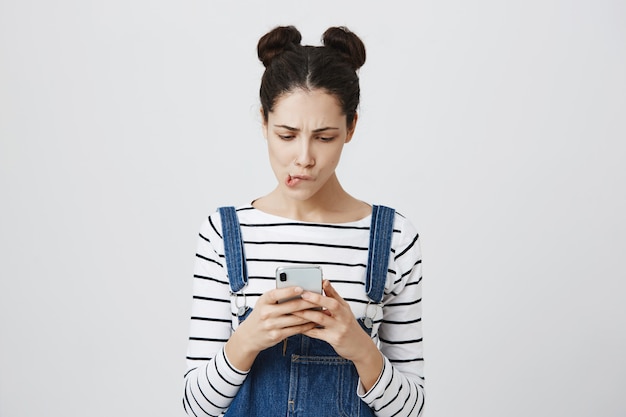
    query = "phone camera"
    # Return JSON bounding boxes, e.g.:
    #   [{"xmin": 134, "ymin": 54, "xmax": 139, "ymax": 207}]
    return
[{"xmin": 279, "ymin": 272, "xmax": 287, "ymax": 282}]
